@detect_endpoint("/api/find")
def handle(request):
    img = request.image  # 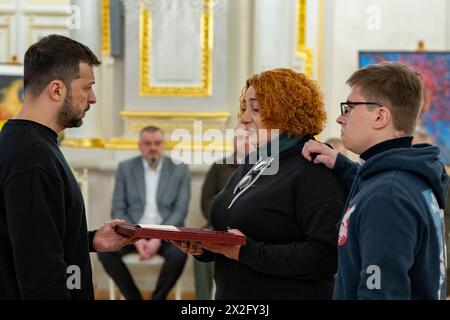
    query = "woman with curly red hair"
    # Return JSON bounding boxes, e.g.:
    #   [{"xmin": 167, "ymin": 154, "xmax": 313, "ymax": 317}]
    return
[{"xmin": 175, "ymin": 68, "xmax": 344, "ymax": 299}]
